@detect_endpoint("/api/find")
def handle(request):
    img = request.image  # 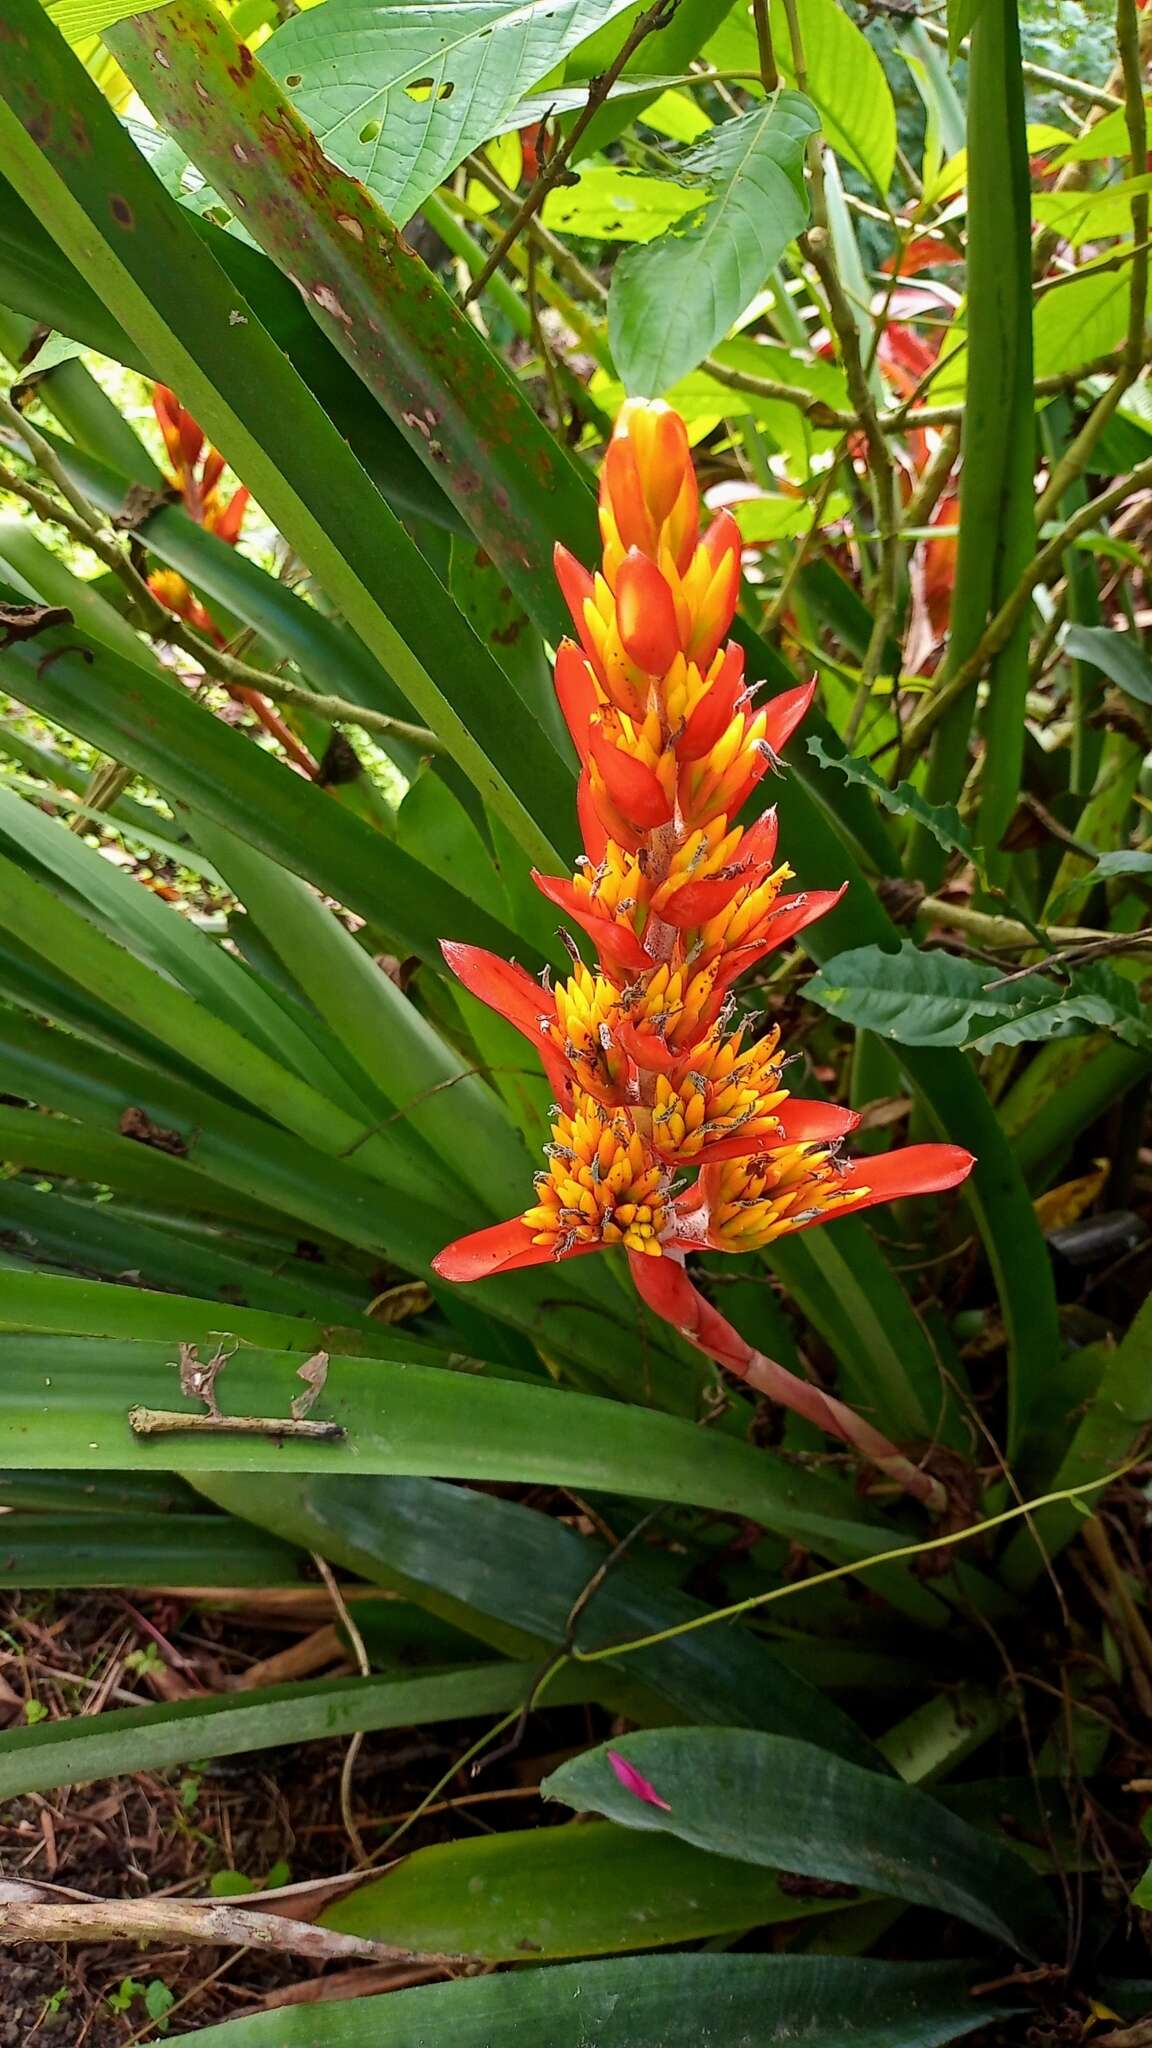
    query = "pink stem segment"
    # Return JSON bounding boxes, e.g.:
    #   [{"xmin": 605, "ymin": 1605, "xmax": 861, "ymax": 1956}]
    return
[{"xmin": 628, "ymin": 1250, "xmax": 948, "ymax": 1515}]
